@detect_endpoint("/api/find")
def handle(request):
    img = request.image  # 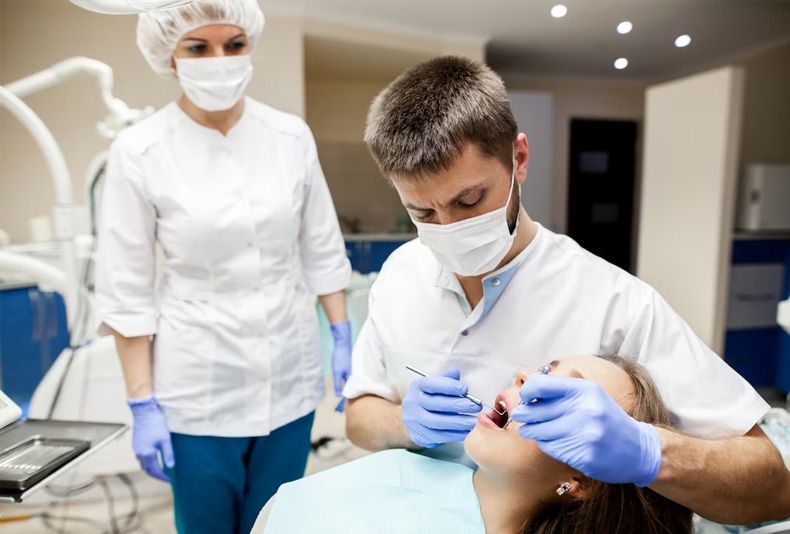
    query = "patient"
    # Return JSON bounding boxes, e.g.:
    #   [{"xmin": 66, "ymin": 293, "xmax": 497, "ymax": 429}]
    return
[{"xmin": 253, "ymin": 355, "xmax": 692, "ymax": 533}]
